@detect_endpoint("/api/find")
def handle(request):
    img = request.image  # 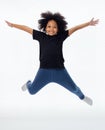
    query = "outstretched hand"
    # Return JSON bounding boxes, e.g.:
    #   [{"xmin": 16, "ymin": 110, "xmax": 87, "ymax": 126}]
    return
[
  {"xmin": 5, "ymin": 20, "xmax": 13, "ymax": 27},
  {"xmin": 89, "ymin": 18, "xmax": 99, "ymax": 26}
]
